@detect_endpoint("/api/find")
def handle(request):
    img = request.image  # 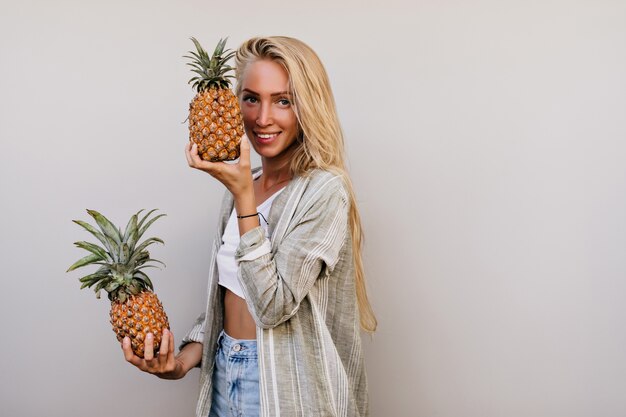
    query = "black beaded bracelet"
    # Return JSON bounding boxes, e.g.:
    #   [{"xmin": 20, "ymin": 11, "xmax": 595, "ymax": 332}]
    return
[
  {"xmin": 236, "ymin": 212, "xmax": 258, "ymax": 219},
  {"xmin": 236, "ymin": 212, "xmax": 269, "ymax": 225}
]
